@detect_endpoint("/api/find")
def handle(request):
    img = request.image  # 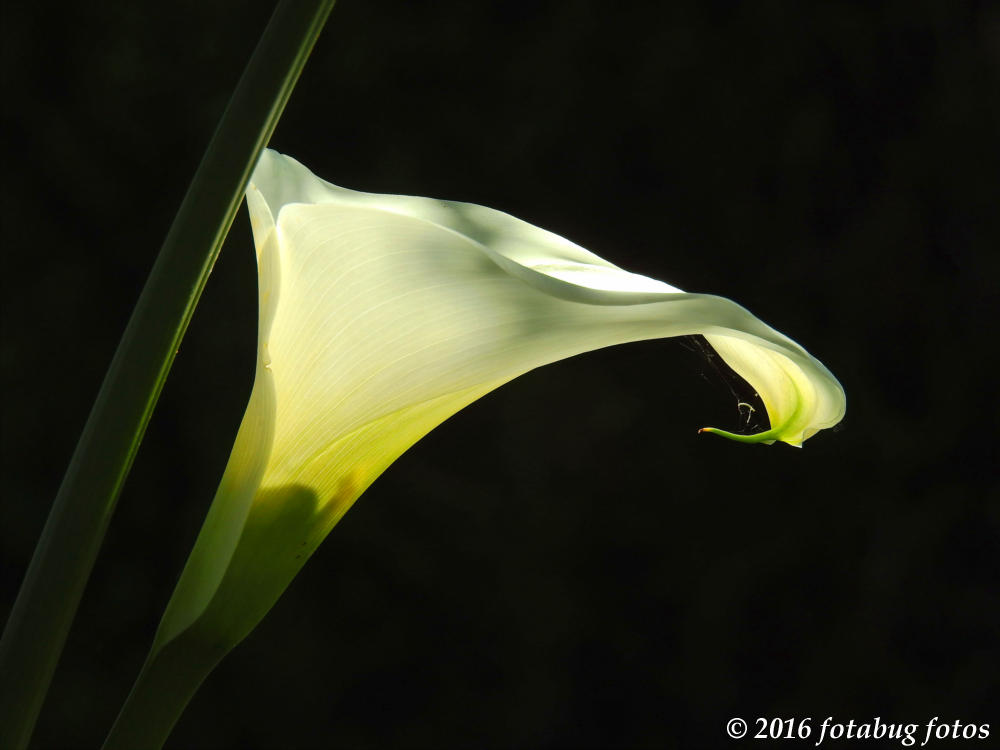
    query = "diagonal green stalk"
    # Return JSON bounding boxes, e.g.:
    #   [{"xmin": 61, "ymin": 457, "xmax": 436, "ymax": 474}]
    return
[
  {"xmin": 101, "ymin": 627, "xmax": 231, "ymax": 750},
  {"xmin": 0, "ymin": 2, "xmax": 336, "ymax": 747}
]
